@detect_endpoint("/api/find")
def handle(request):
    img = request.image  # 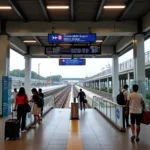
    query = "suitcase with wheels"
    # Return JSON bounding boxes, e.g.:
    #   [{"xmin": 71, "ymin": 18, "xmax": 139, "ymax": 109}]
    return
[{"xmin": 4, "ymin": 112, "xmax": 20, "ymax": 140}]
